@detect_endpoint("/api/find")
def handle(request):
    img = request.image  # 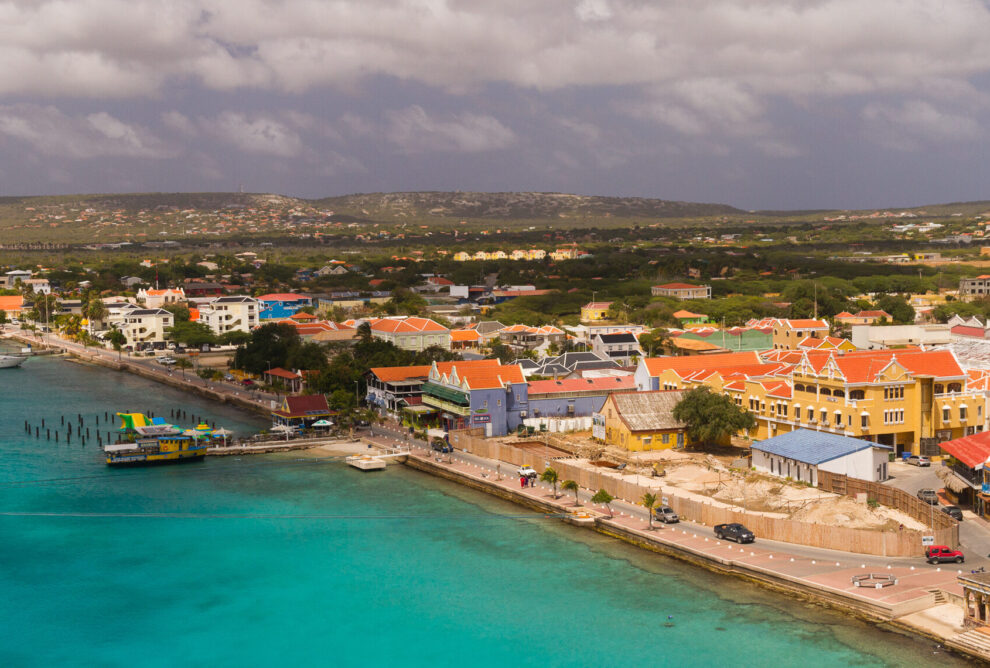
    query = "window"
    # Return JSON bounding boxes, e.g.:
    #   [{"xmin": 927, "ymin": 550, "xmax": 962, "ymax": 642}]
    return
[
  {"xmin": 483, "ymin": 400, "xmax": 488, "ymax": 409},
  {"xmin": 861, "ymin": 414, "xmax": 868, "ymax": 429},
  {"xmin": 794, "ymin": 383, "xmax": 805, "ymax": 392},
  {"xmin": 850, "ymin": 390, "xmax": 865, "ymax": 400},
  {"xmin": 780, "ymin": 404, "xmax": 788, "ymax": 417},
  {"xmin": 820, "ymin": 388, "xmax": 832, "ymax": 396},
  {"xmin": 960, "ymin": 406, "xmax": 968, "ymax": 421},
  {"xmin": 808, "ymin": 407, "xmax": 815, "ymax": 421},
  {"xmin": 661, "ymin": 433, "xmax": 670, "ymax": 444},
  {"xmin": 834, "ymin": 412, "xmax": 842, "ymax": 426},
  {"xmin": 935, "ymin": 384, "xmax": 944, "ymax": 394},
  {"xmin": 948, "ymin": 383, "xmax": 962, "ymax": 393},
  {"xmin": 833, "ymin": 389, "xmax": 845, "ymax": 398},
  {"xmin": 943, "ymin": 407, "xmax": 950, "ymax": 422}
]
